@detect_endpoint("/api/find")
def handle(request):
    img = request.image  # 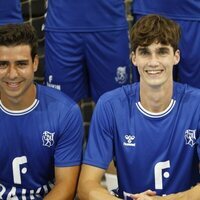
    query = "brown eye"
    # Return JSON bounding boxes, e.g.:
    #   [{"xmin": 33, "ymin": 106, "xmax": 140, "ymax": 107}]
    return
[
  {"xmin": 139, "ymin": 50, "xmax": 150, "ymax": 56},
  {"xmin": 158, "ymin": 48, "xmax": 169, "ymax": 56},
  {"xmin": 17, "ymin": 62, "xmax": 28, "ymax": 68},
  {"xmin": 0, "ymin": 62, "xmax": 8, "ymax": 69}
]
